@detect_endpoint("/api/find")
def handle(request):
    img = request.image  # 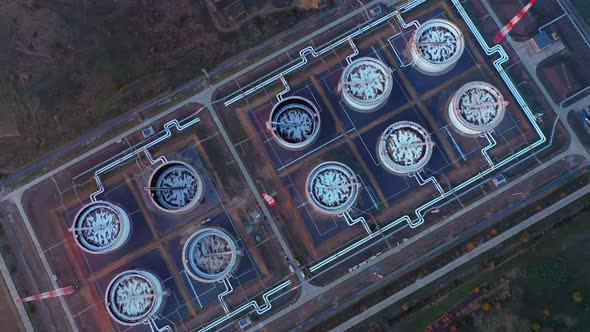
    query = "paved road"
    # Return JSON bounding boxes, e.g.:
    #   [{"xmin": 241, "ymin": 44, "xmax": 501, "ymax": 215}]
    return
[
  {"xmin": 0, "ymin": 1, "xmax": 390, "ymax": 330},
  {"xmin": 0, "ymin": 0, "xmax": 387, "ymax": 206},
  {"xmin": 557, "ymin": 0, "xmax": 590, "ymax": 49},
  {"xmin": 0, "ymin": 242, "xmax": 32, "ymax": 332},
  {"xmin": 245, "ymin": 149, "xmax": 574, "ymax": 331},
  {"xmin": 333, "ymin": 182, "xmax": 590, "ymax": 330},
  {"xmin": 317, "ymin": 2, "xmax": 590, "ymax": 329},
  {"xmin": 480, "ymin": 0, "xmax": 590, "ymax": 159},
  {"xmin": 4, "ymin": 0, "xmax": 585, "ymax": 331},
  {"xmin": 206, "ymin": 105, "xmax": 311, "ymax": 287}
]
